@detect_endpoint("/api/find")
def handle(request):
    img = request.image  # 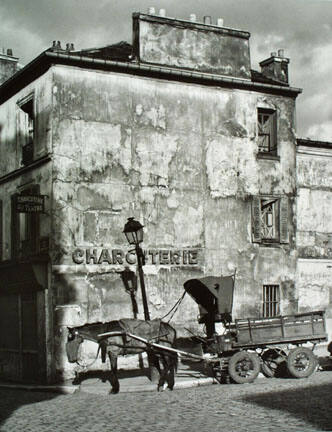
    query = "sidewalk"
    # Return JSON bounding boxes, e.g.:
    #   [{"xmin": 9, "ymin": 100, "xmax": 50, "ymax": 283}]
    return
[
  {"xmin": 0, "ymin": 360, "xmax": 215, "ymax": 395},
  {"xmin": 1, "ymin": 345, "xmax": 331, "ymax": 396}
]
